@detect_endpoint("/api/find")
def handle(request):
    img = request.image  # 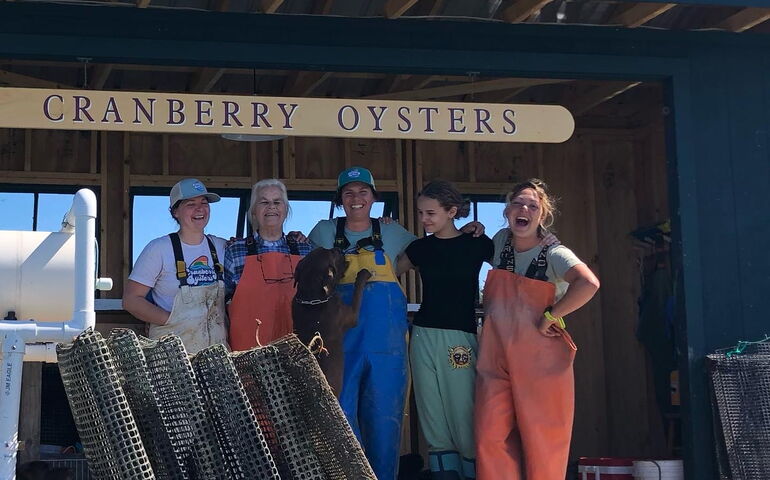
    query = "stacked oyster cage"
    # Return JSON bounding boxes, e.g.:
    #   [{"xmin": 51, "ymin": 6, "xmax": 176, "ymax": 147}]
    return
[
  {"xmin": 707, "ymin": 343, "xmax": 770, "ymax": 480},
  {"xmin": 56, "ymin": 328, "xmax": 375, "ymax": 480}
]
